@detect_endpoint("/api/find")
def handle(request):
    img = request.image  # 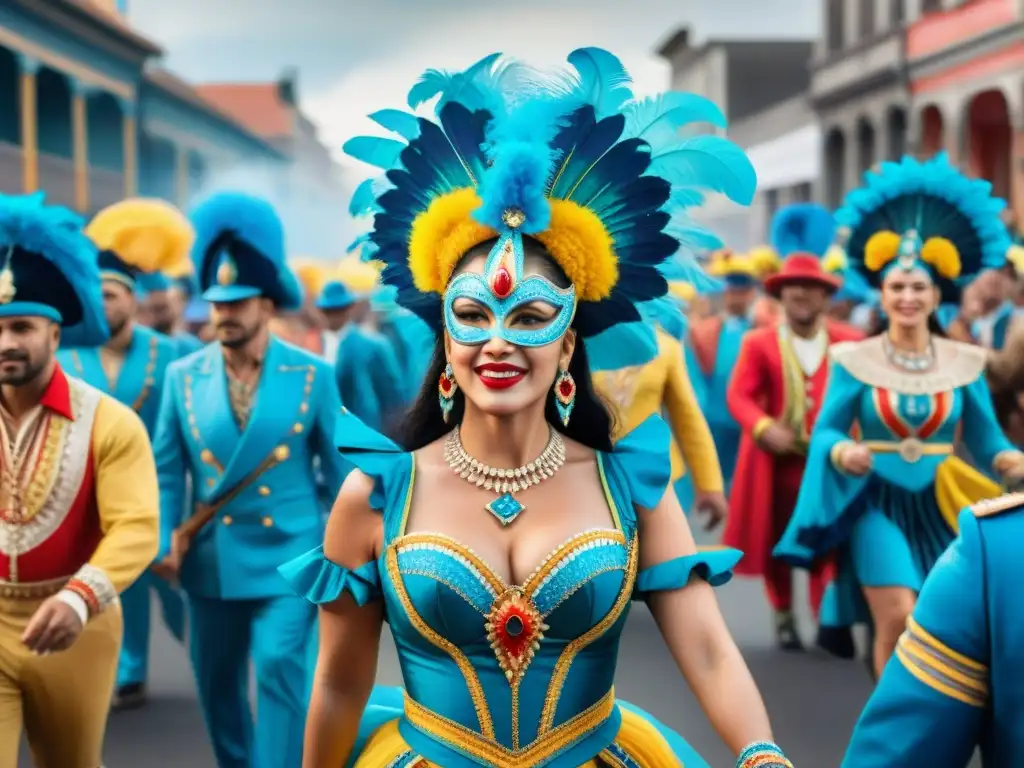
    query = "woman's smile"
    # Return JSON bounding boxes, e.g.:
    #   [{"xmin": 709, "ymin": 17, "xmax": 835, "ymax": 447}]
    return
[{"xmin": 475, "ymin": 361, "xmax": 527, "ymax": 390}]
